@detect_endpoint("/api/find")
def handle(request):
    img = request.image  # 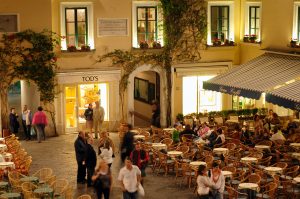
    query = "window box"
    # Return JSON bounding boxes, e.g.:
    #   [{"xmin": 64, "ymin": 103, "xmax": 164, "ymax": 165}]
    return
[
  {"xmin": 208, "ymin": 39, "xmax": 236, "ymax": 47},
  {"xmin": 289, "ymin": 39, "xmax": 300, "ymax": 48}
]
